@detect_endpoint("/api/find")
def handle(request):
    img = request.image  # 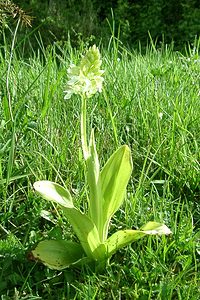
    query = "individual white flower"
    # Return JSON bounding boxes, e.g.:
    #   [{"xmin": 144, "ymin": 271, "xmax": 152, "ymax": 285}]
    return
[{"xmin": 64, "ymin": 45, "xmax": 104, "ymax": 99}]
